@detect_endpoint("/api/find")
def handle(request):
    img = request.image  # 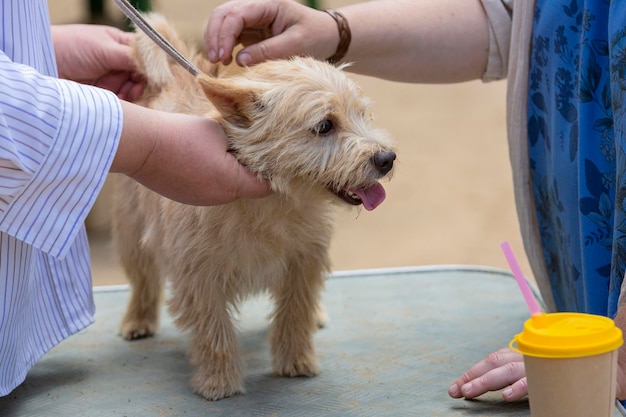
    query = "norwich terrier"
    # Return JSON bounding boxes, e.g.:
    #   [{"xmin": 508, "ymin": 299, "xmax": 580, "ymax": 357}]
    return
[{"xmin": 112, "ymin": 14, "xmax": 395, "ymax": 401}]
